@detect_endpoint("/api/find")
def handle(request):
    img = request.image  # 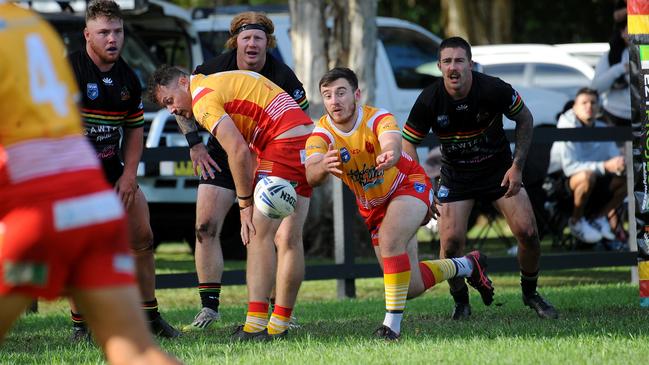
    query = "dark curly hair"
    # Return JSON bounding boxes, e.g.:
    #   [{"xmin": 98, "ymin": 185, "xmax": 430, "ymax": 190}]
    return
[
  {"xmin": 86, "ymin": 0, "xmax": 123, "ymax": 23},
  {"xmin": 146, "ymin": 65, "xmax": 187, "ymax": 104}
]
